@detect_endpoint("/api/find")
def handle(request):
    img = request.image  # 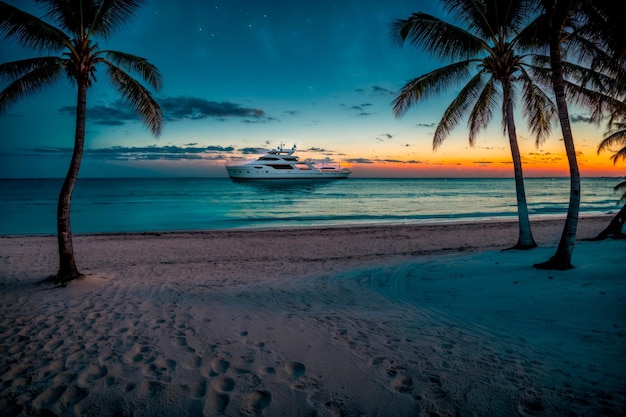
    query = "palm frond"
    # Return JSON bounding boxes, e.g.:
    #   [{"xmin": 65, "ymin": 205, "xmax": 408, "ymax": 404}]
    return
[
  {"xmin": 36, "ymin": 0, "xmax": 144, "ymax": 39},
  {"xmin": 0, "ymin": 1, "xmax": 68, "ymax": 51},
  {"xmin": 563, "ymin": 81, "xmax": 626, "ymax": 122},
  {"xmin": 104, "ymin": 61, "xmax": 162, "ymax": 136},
  {"xmin": 525, "ymin": 56, "xmax": 553, "ymax": 88},
  {"xmin": 519, "ymin": 68, "xmax": 557, "ymax": 145},
  {"xmin": 614, "ymin": 180, "xmax": 626, "ymax": 200},
  {"xmin": 392, "ymin": 60, "xmax": 473, "ymax": 117},
  {"xmin": 515, "ymin": 12, "xmax": 550, "ymax": 52},
  {"xmin": 442, "ymin": 0, "xmax": 491, "ymax": 37},
  {"xmin": 0, "ymin": 57, "xmax": 59, "ymax": 80},
  {"xmin": 530, "ymin": 54, "xmax": 626, "ymax": 120},
  {"xmin": 467, "ymin": 76, "xmax": 497, "ymax": 146},
  {"xmin": 0, "ymin": 57, "xmax": 63, "ymax": 114},
  {"xmin": 561, "ymin": 60, "xmax": 624, "ymax": 99},
  {"xmin": 433, "ymin": 71, "xmax": 486, "ymax": 149},
  {"xmin": 597, "ymin": 129, "xmax": 626, "ymax": 155},
  {"xmin": 610, "ymin": 147, "xmax": 626, "ymax": 165},
  {"xmin": 91, "ymin": 0, "xmax": 145, "ymax": 38},
  {"xmin": 444, "ymin": 0, "xmax": 533, "ymax": 41},
  {"xmin": 102, "ymin": 50, "xmax": 162, "ymax": 90},
  {"xmin": 38, "ymin": 0, "xmax": 89, "ymax": 35},
  {"xmin": 578, "ymin": 0, "xmax": 626, "ymax": 66},
  {"xmin": 390, "ymin": 12, "xmax": 484, "ymax": 61}
]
